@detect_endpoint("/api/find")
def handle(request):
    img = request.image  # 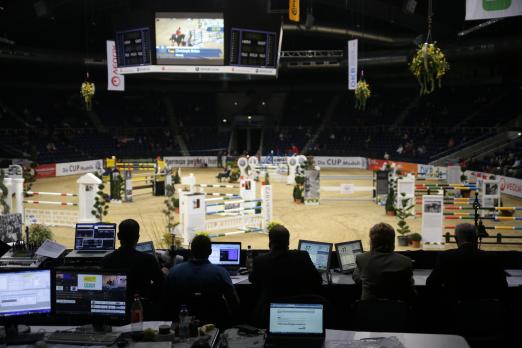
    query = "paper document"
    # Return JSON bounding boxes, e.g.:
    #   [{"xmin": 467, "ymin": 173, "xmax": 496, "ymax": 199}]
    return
[{"xmin": 36, "ymin": 239, "xmax": 66, "ymax": 258}]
